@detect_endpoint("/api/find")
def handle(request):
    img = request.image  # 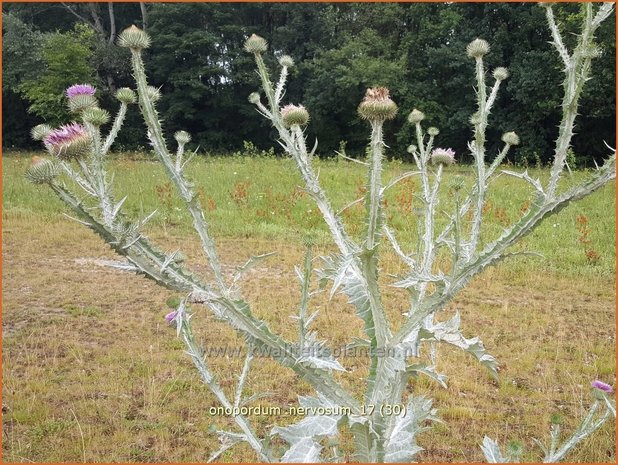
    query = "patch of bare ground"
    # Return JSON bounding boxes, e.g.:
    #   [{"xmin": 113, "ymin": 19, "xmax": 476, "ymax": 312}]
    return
[{"xmin": 2, "ymin": 218, "xmax": 615, "ymax": 462}]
